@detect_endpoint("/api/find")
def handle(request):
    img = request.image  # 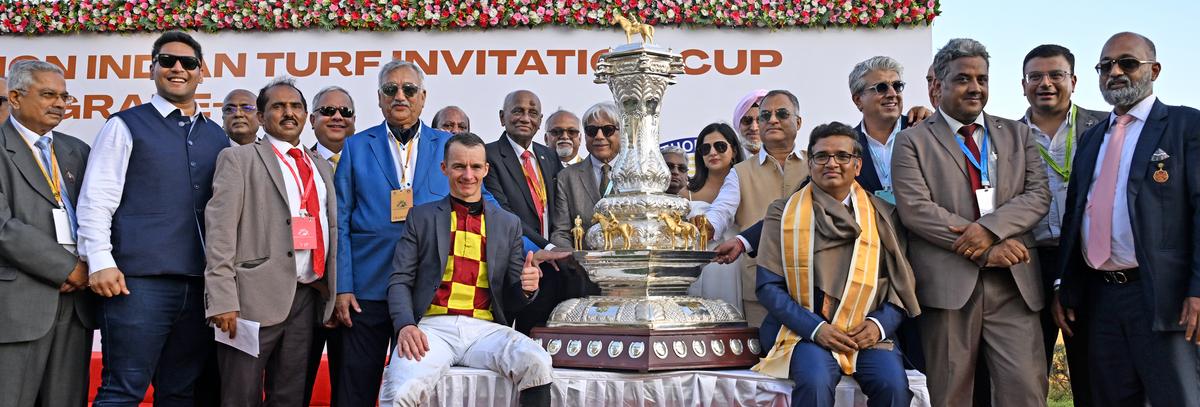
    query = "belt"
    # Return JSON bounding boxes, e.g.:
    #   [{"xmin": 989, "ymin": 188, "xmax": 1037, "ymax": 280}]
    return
[{"xmin": 1095, "ymin": 267, "xmax": 1140, "ymax": 284}]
